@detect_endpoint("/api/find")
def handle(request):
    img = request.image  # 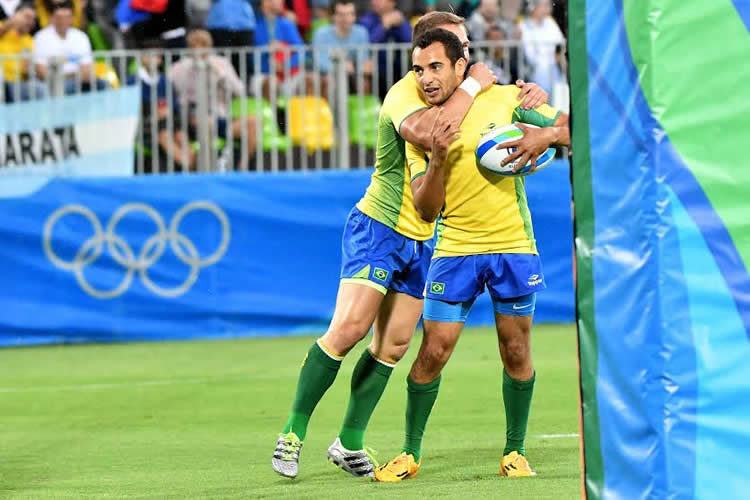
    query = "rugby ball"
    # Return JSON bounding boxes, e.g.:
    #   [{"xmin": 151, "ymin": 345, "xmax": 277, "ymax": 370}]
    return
[{"xmin": 475, "ymin": 123, "xmax": 556, "ymax": 176}]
